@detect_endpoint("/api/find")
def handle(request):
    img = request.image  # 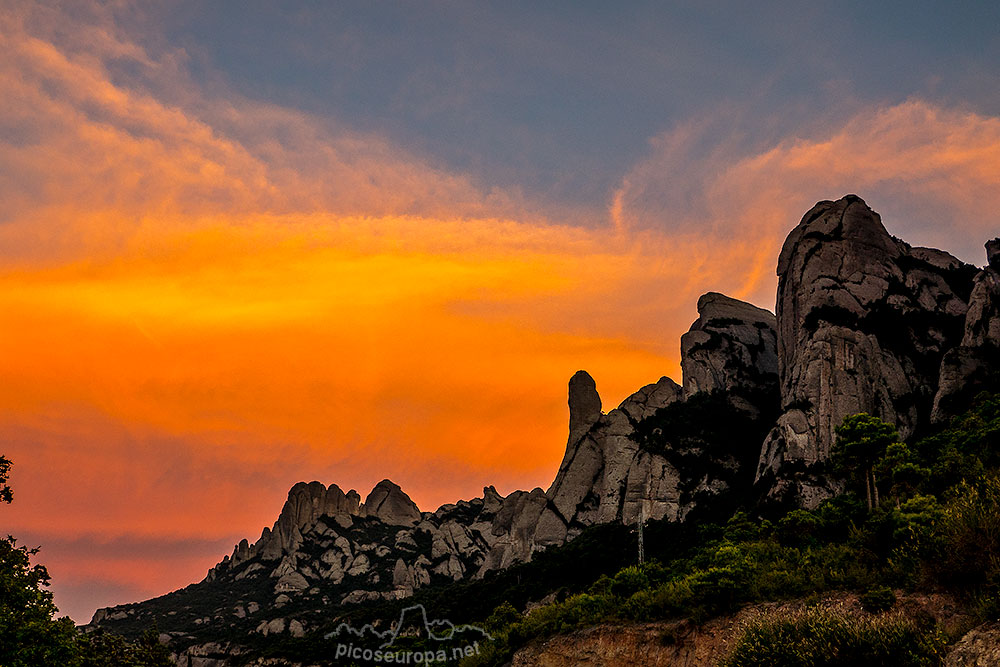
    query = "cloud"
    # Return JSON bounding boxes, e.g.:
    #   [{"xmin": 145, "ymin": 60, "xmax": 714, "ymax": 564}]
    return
[
  {"xmin": 0, "ymin": 1, "xmax": 552, "ymax": 268},
  {"xmin": 613, "ymin": 100, "xmax": 1000, "ymax": 299},
  {"xmin": 0, "ymin": 3, "xmax": 687, "ymax": 624},
  {"xmin": 5, "ymin": 1, "xmax": 1000, "ymax": 627}
]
